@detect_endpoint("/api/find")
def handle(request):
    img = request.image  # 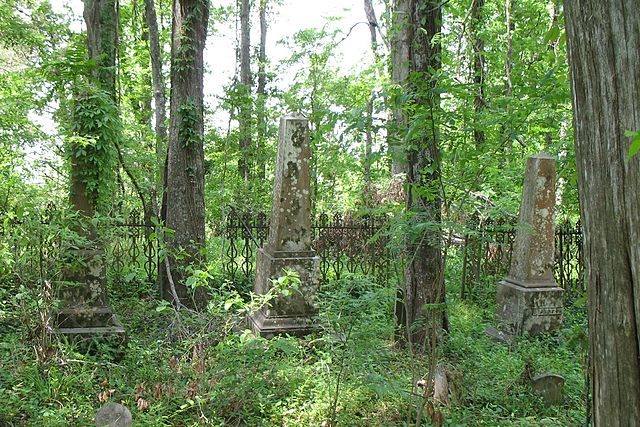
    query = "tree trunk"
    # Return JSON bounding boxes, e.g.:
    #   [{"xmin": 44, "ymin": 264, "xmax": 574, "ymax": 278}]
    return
[
  {"xmin": 470, "ymin": 0, "xmax": 485, "ymax": 147},
  {"xmin": 84, "ymin": 0, "xmax": 117, "ymax": 98},
  {"xmin": 363, "ymin": 0, "xmax": 379, "ymax": 201},
  {"xmin": 143, "ymin": 0, "xmax": 168, "ymax": 218},
  {"xmin": 164, "ymin": 0, "xmax": 209, "ymax": 307},
  {"xmin": 70, "ymin": 0, "xmax": 118, "ymax": 220},
  {"xmin": 238, "ymin": 0, "xmax": 252, "ymax": 182},
  {"xmin": 564, "ymin": 0, "xmax": 640, "ymax": 424},
  {"xmin": 397, "ymin": 0, "xmax": 447, "ymax": 350},
  {"xmin": 503, "ymin": 0, "xmax": 513, "ymax": 161},
  {"xmin": 389, "ymin": 0, "xmax": 410, "ymax": 176},
  {"xmin": 256, "ymin": 0, "xmax": 267, "ymax": 180}
]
